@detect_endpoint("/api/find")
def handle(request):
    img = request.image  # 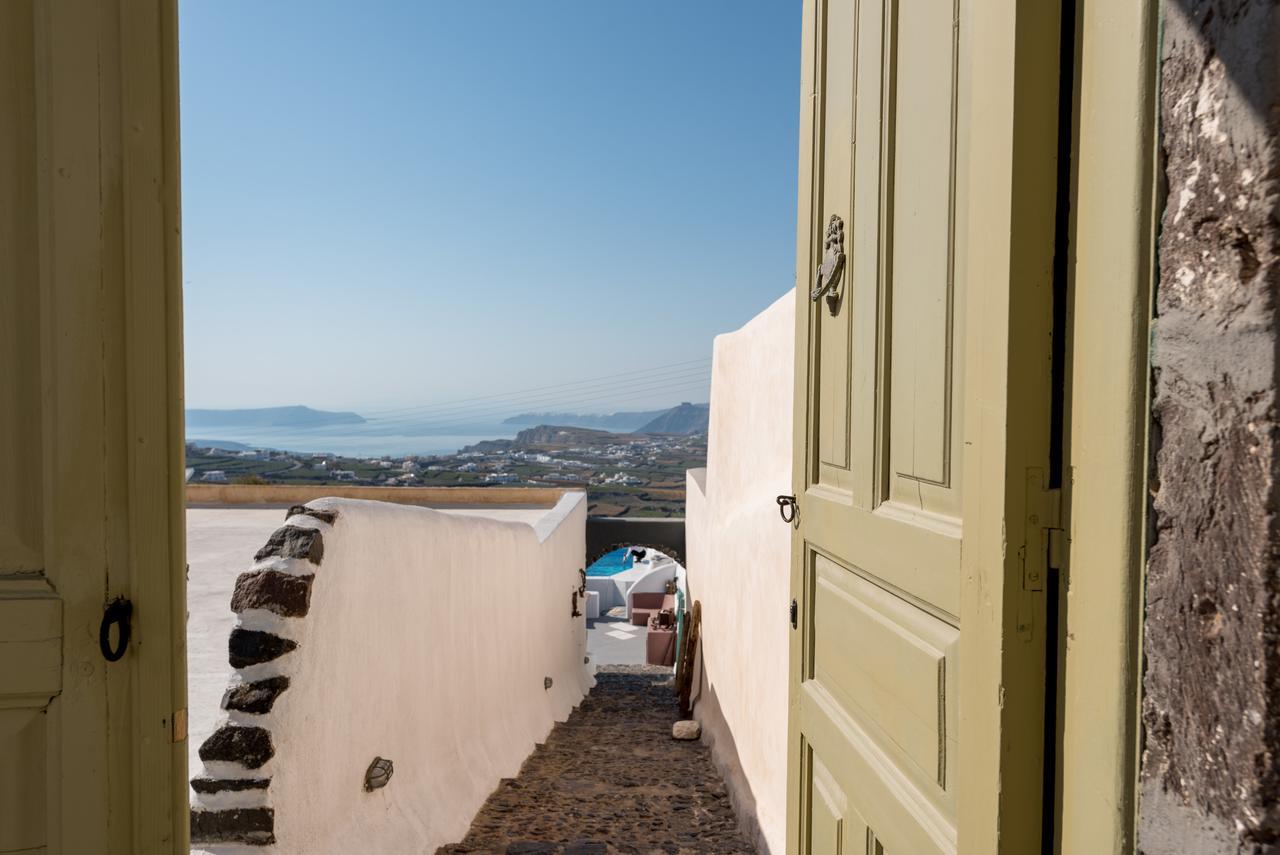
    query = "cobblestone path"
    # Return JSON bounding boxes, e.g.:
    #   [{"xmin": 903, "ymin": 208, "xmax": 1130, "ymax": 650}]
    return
[{"xmin": 438, "ymin": 666, "xmax": 756, "ymax": 855}]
